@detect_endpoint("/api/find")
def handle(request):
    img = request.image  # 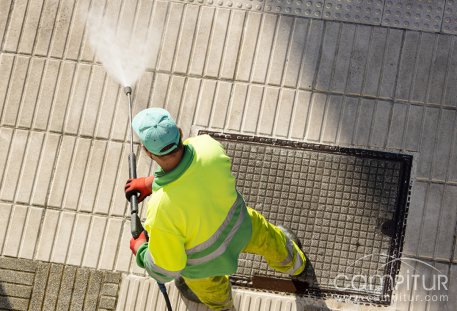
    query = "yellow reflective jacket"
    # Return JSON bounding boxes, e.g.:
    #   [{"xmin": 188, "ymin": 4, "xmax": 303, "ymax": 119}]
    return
[{"xmin": 135, "ymin": 135, "xmax": 252, "ymax": 282}]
